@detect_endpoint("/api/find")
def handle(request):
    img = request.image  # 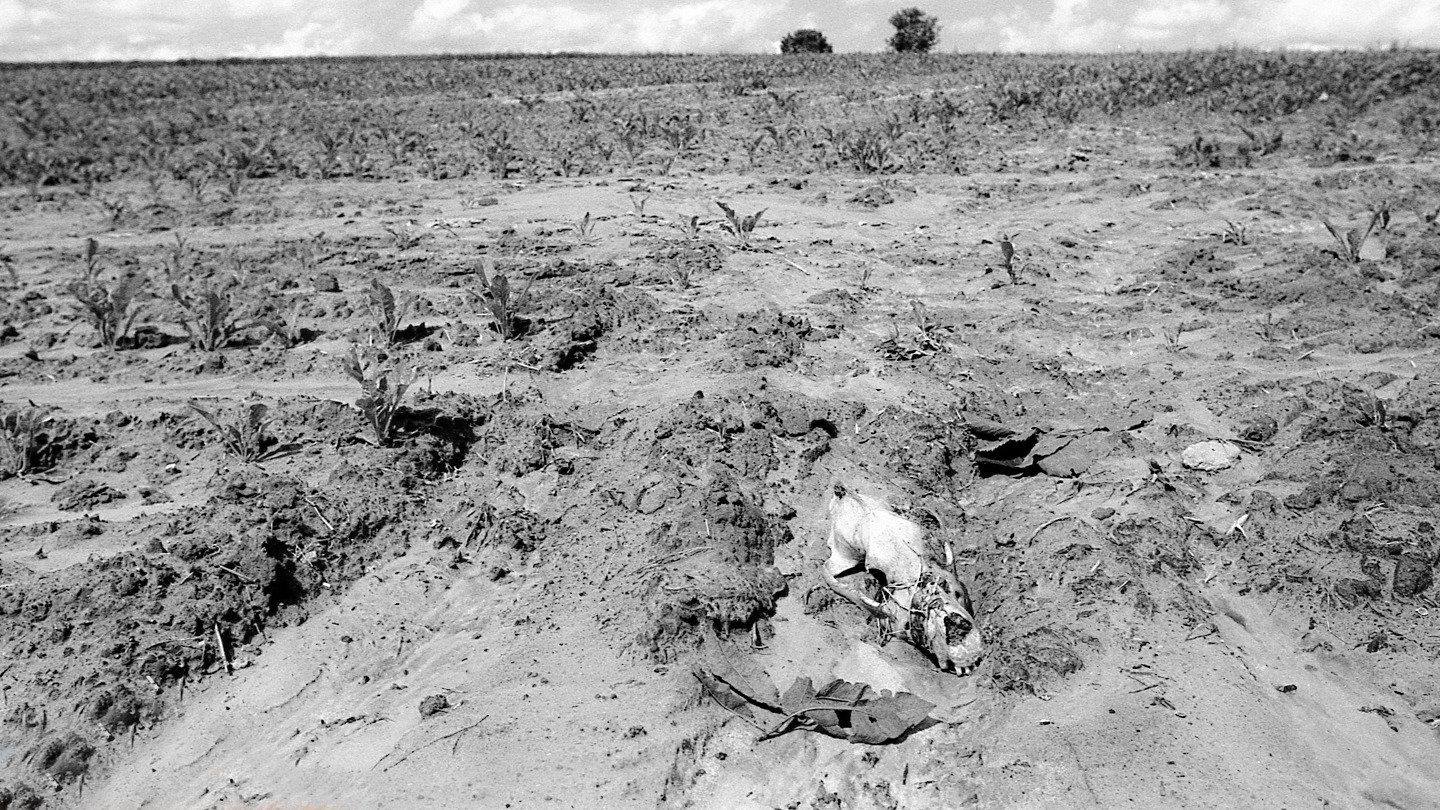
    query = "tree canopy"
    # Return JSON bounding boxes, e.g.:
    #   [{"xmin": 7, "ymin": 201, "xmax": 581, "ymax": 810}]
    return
[
  {"xmin": 781, "ymin": 29, "xmax": 834, "ymax": 54},
  {"xmin": 887, "ymin": 8, "xmax": 940, "ymax": 53}
]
